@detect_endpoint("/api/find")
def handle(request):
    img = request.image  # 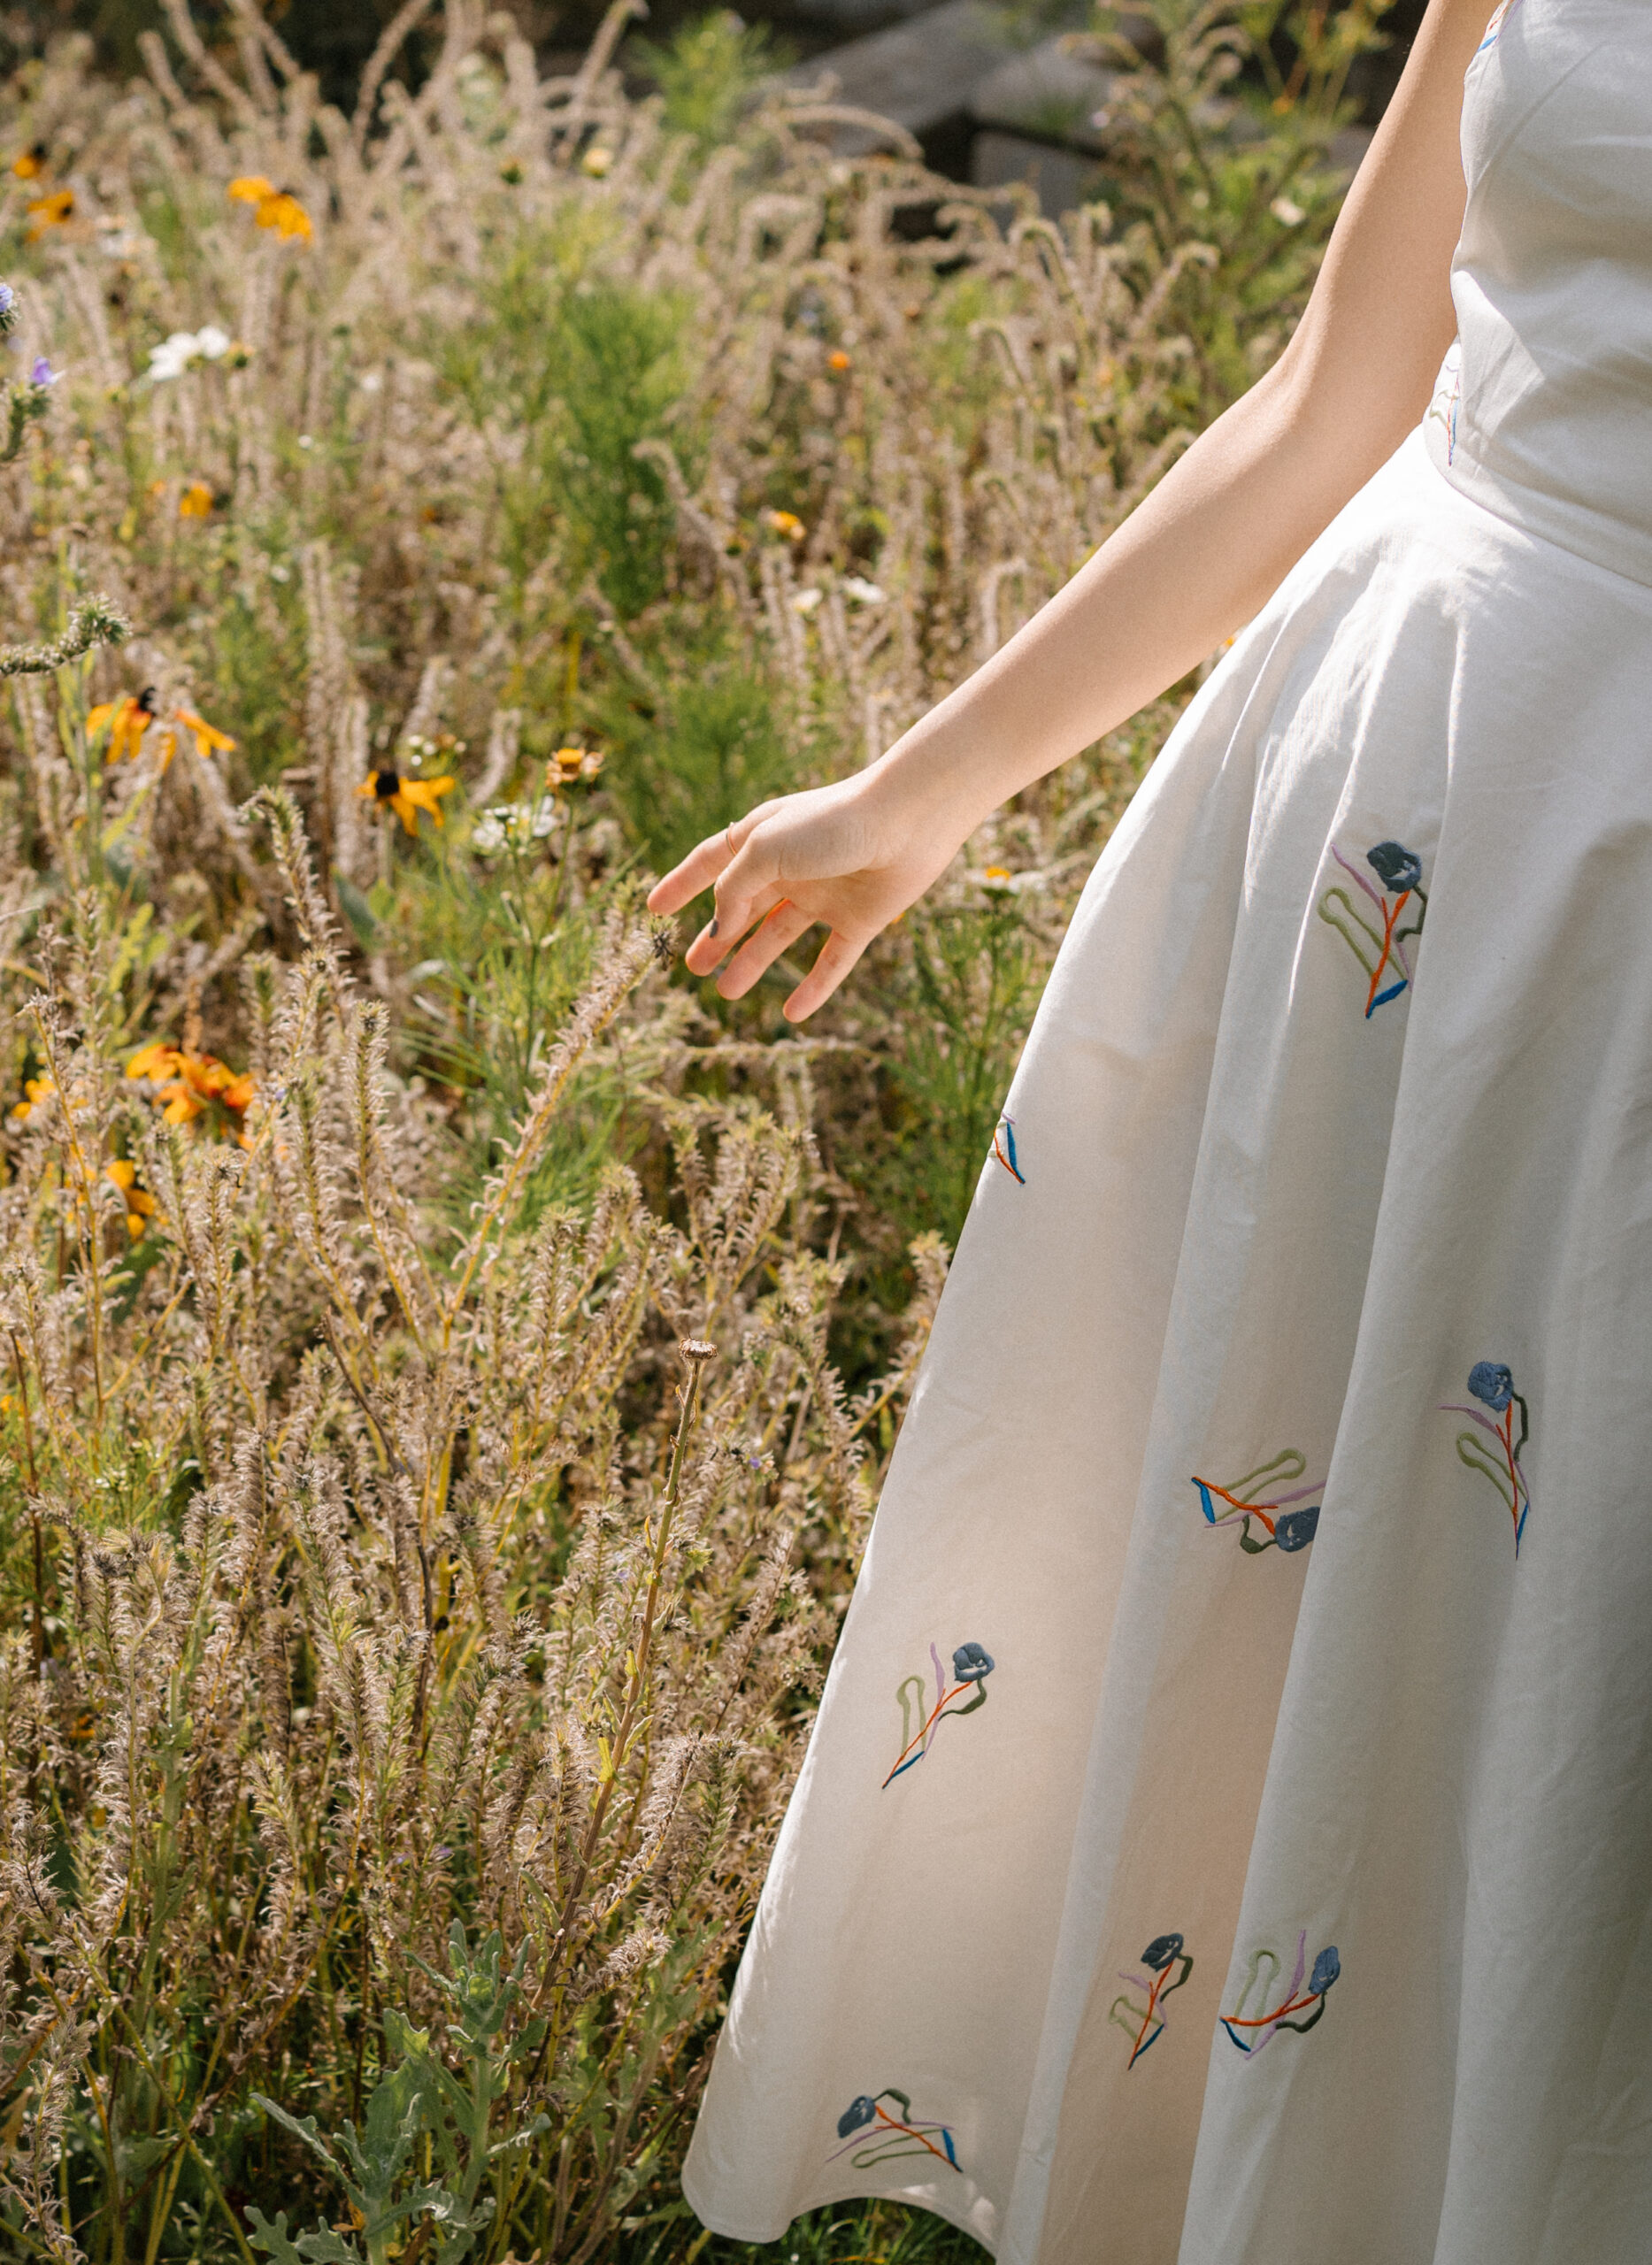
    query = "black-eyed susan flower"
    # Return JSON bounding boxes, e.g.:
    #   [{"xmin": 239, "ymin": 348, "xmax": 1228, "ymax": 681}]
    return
[
  {"xmin": 104, "ymin": 1158, "xmax": 157, "ymax": 1240},
  {"xmin": 357, "ymin": 764, "xmax": 455, "ymax": 836},
  {"xmin": 763, "ymin": 508, "xmax": 805, "ymax": 541},
  {"xmin": 89, "ymin": 691, "xmax": 235, "ymax": 772},
  {"xmin": 227, "ymin": 176, "xmax": 312, "ymax": 242},
  {"xmin": 127, "ymin": 1042, "xmax": 254, "ymax": 1131},
  {"xmin": 25, "ymin": 188, "xmax": 74, "ymax": 239},
  {"xmin": 11, "ymin": 143, "xmax": 47, "ymax": 180},
  {"xmin": 178, "ymin": 480, "xmax": 213, "ymax": 518},
  {"xmin": 88, "ymin": 687, "xmax": 158, "ymax": 764}
]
